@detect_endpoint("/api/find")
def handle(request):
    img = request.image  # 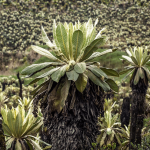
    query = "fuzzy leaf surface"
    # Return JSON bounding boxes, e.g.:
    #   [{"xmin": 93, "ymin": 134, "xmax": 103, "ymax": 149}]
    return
[
  {"xmin": 66, "ymin": 70, "xmax": 79, "ymax": 81},
  {"xmin": 81, "ymin": 37, "xmax": 106, "ymax": 61},
  {"xmin": 41, "ymin": 26, "xmax": 56, "ymax": 48},
  {"xmin": 85, "ymin": 70, "xmax": 110, "ymax": 91},
  {"xmin": 87, "ymin": 65, "xmax": 107, "ymax": 78},
  {"xmin": 51, "ymin": 65, "xmax": 68, "ymax": 83},
  {"xmin": 72, "ymin": 30, "xmax": 83, "ymax": 60},
  {"xmin": 21, "ymin": 62, "xmax": 62, "ymax": 75},
  {"xmin": 74, "ymin": 62, "xmax": 86, "ymax": 74},
  {"xmin": 36, "ymin": 67, "xmax": 60, "ymax": 78},
  {"xmin": 75, "ymin": 74, "xmax": 88, "ymax": 93},
  {"xmin": 56, "ymin": 23, "xmax": 68, "ymax": 59},
  {"xmin": 31, "ymin": 45, "xmax": 59, "ymax": 61}
]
